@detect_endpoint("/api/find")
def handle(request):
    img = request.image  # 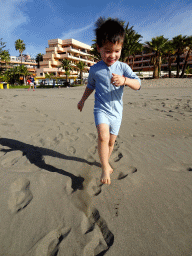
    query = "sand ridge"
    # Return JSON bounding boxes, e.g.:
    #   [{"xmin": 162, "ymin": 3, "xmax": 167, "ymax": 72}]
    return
[{"xmin": 0, "ymin": 78, "xmax": 192, "ymax": 255}]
